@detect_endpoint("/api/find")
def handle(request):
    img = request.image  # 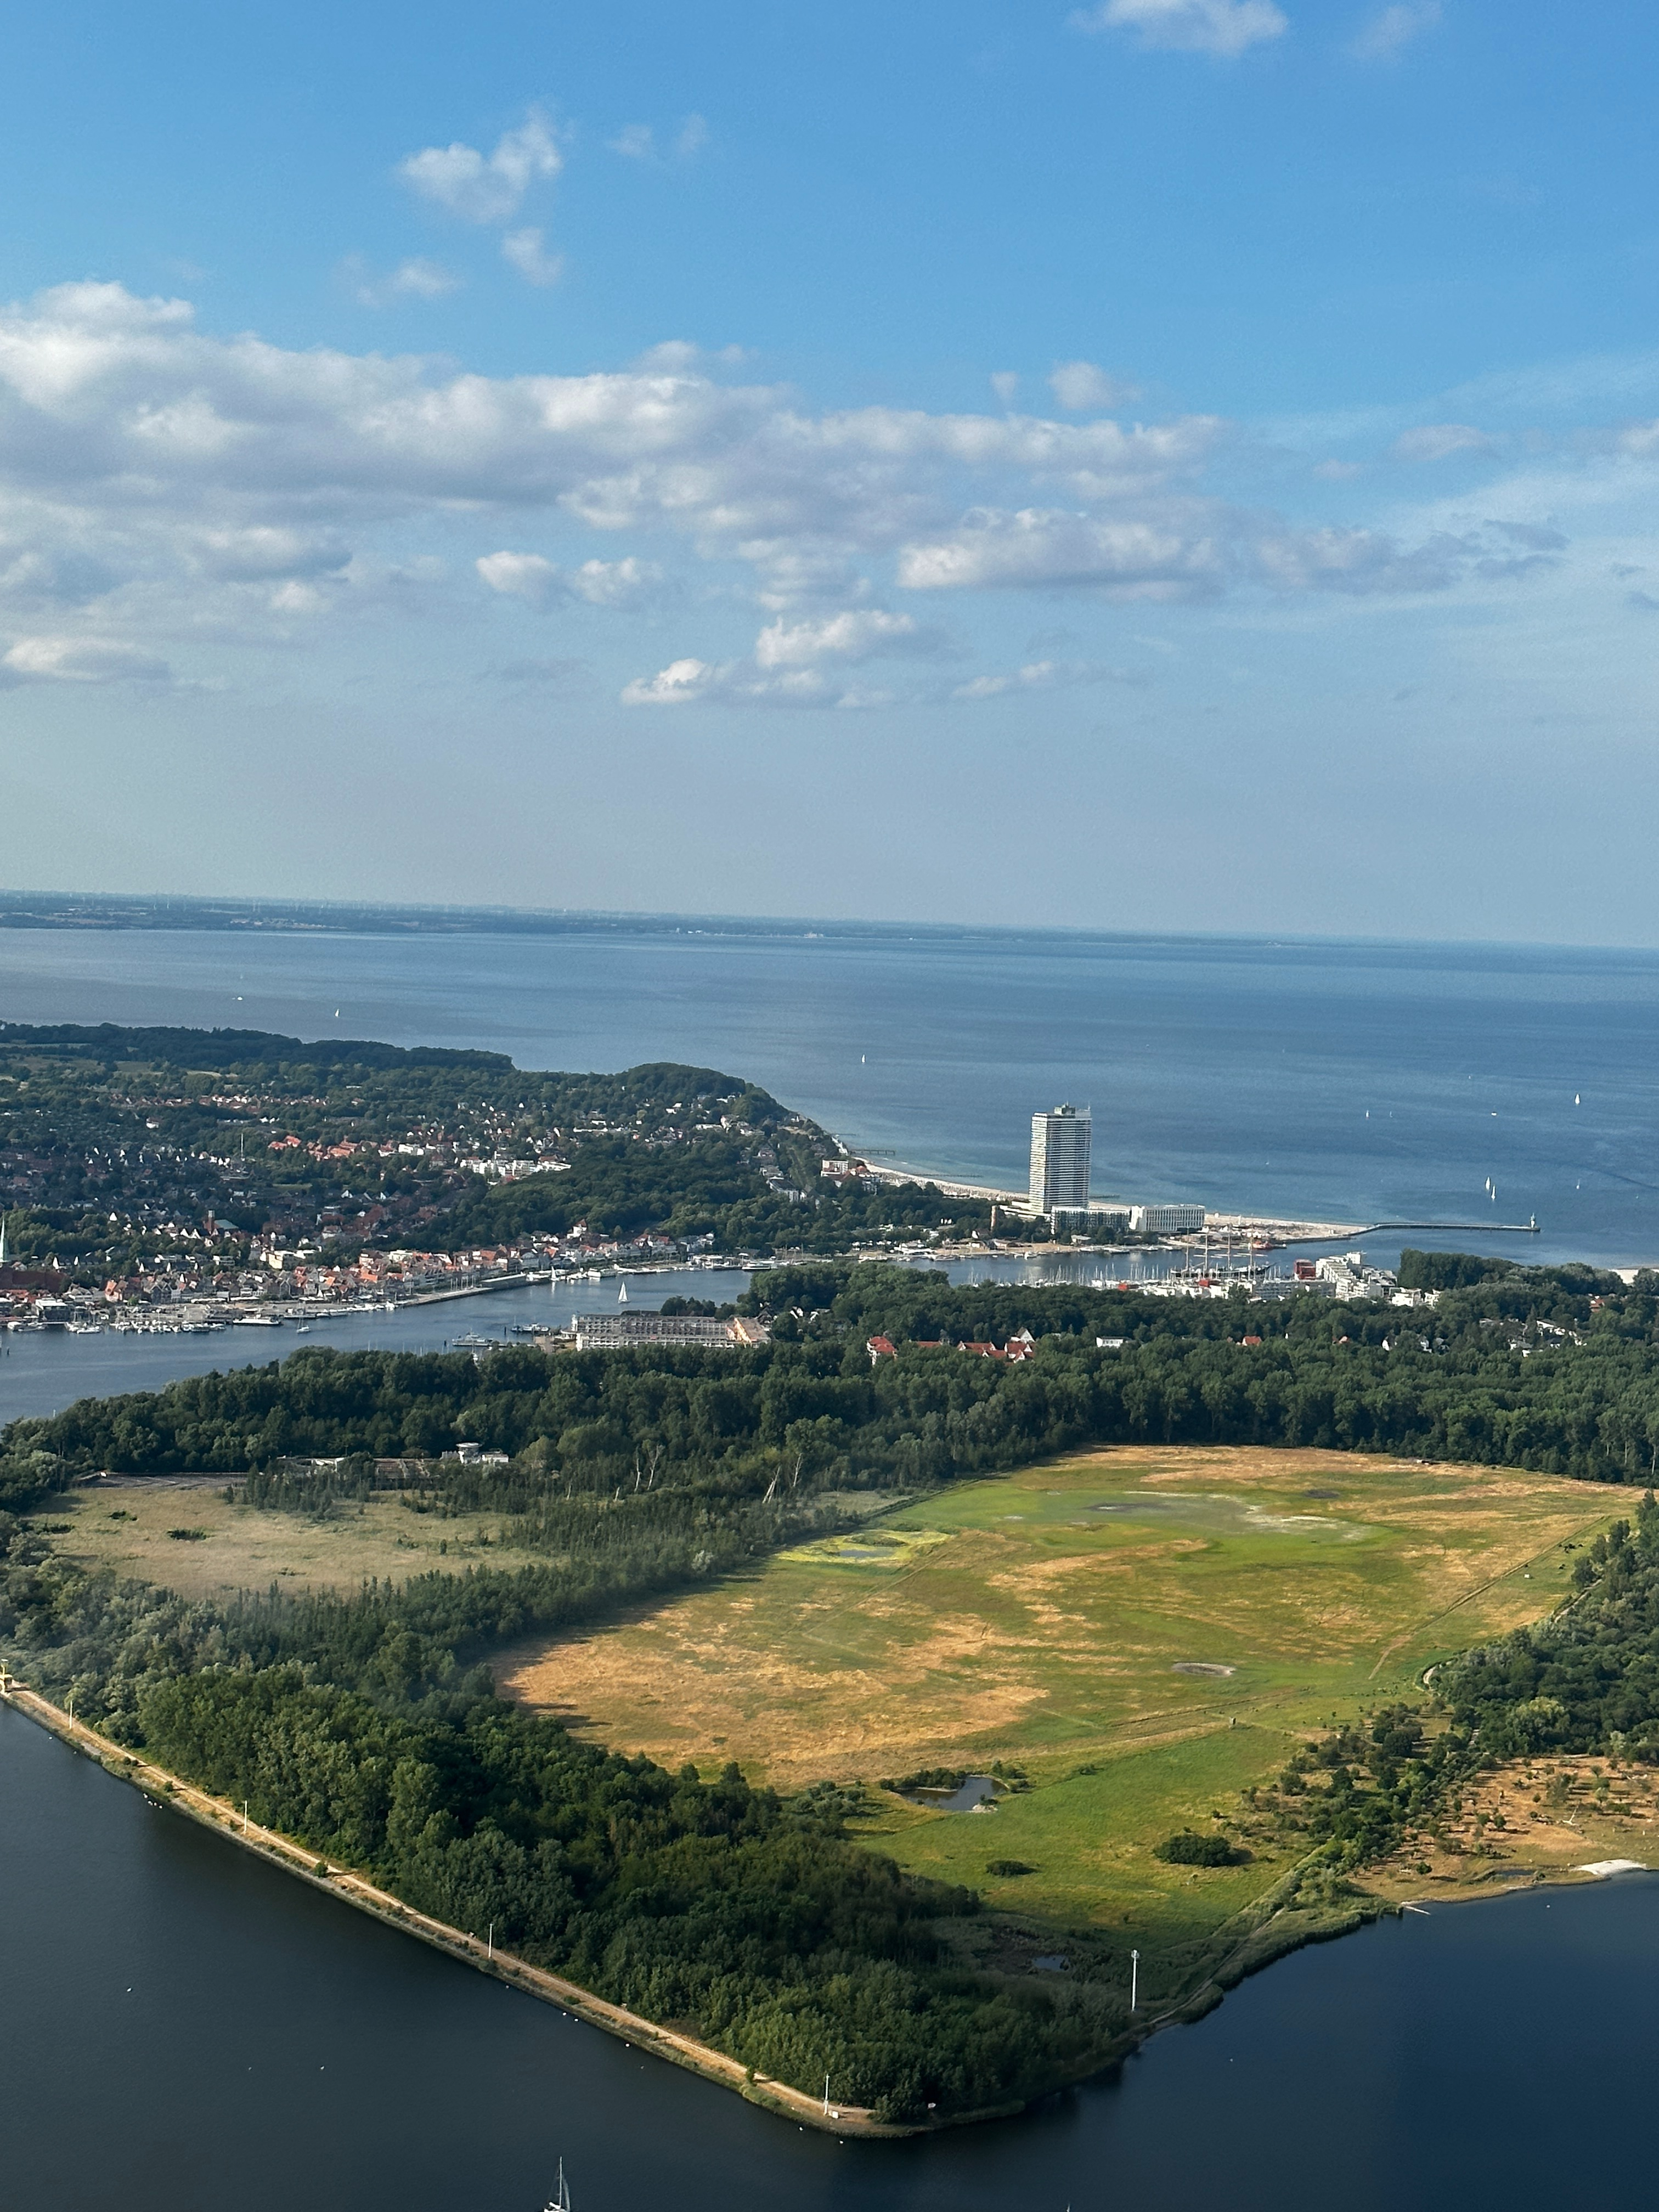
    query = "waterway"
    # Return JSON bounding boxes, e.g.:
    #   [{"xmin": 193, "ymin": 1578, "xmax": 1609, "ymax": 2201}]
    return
[
  {"xmin": 2, "ymin": 922, "xmax": 1657, "ymax": 1265},
  {"xmin": 4, "ymin": 1702, "xmax": 1655, "ymax": 2212},
  {"xmin": 0, "ymin": 1271, "xmax": 752, "ymax": 1425}
]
